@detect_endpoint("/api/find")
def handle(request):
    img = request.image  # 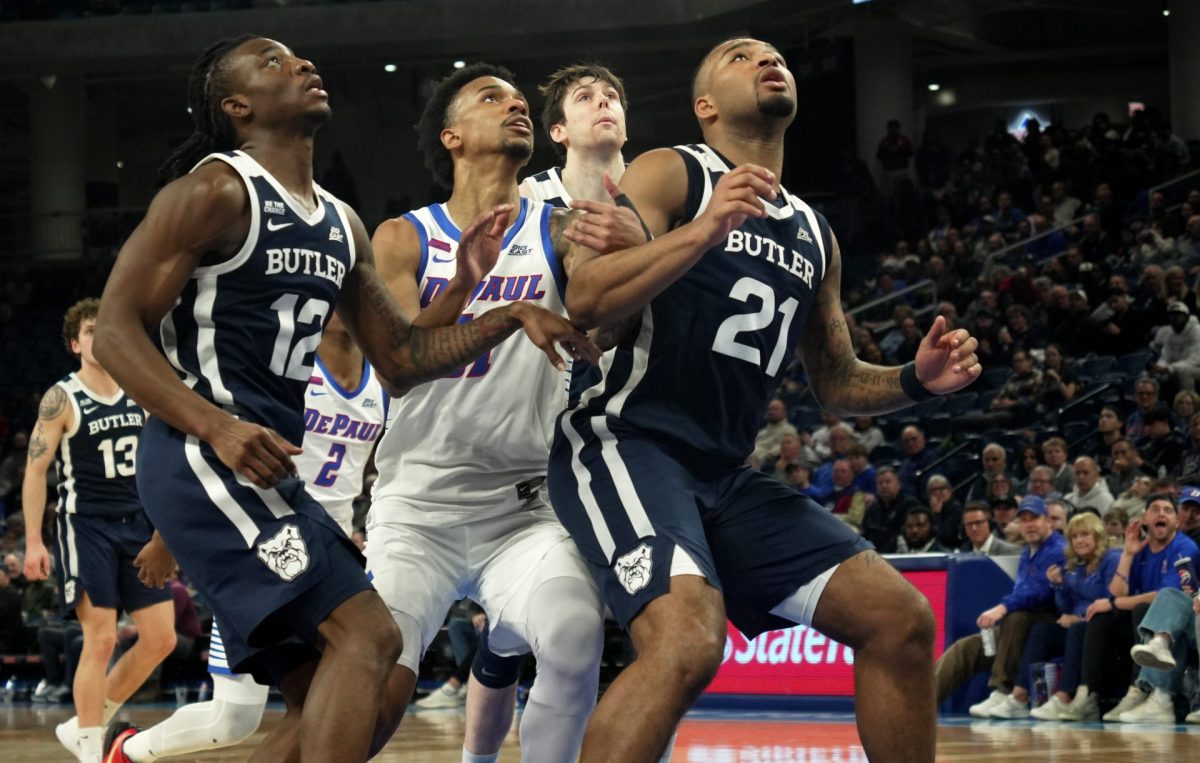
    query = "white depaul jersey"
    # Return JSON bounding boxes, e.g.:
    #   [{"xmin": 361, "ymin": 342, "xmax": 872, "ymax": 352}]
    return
[
  {"xmin": 371, "ymin": 197, "xmax": 568, "ymax": 526},
  {"xmin": 296, "ymin": 355, "xmax": 388, "ymax": 535}
]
